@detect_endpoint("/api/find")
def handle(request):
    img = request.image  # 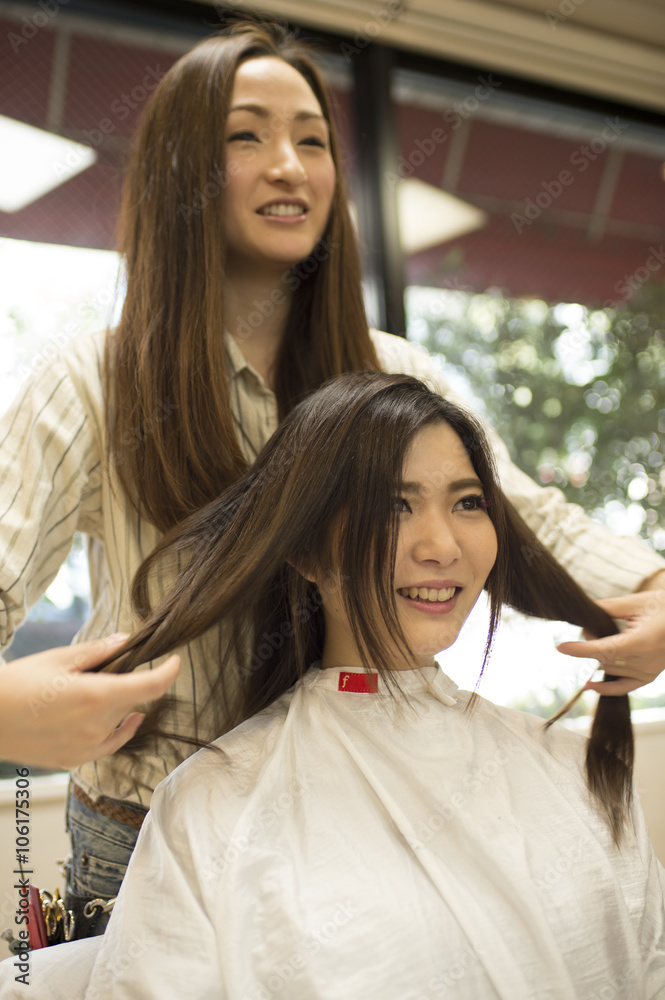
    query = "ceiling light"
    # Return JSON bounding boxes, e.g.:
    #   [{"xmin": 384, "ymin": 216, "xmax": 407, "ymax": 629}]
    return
[
  {"xmin": 398, "ymin": 178, "xmax": 487, "ymax": 254},
  {"xmin": 0, "ymin": 115, "xmax": 97, "ymax": 214}
]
